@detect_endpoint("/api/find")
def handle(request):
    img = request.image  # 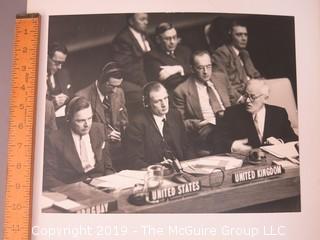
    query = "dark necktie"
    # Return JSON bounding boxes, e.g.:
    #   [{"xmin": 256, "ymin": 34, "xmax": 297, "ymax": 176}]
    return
[
  {"xmin": 141, "ymin": 33, "xmax": 149, "ymax": 52},
  {"xmin": 162, "ymin": 118, "xmax": 175, "ymax": 158},
  {"xmin": 204, "ymin": 81, "xmax": 224, "ymax": 113},
  {"xmin": 239, "ymin": 50, "xmax": 260, "ymax": 79},
  {"xmin": 102, "ymin": 96, "xmax": 112, "ymax": 124}
]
